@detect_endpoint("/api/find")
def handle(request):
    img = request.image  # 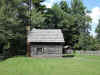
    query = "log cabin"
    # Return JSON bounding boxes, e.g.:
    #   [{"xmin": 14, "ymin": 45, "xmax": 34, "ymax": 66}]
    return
[{"xmin": 28, "ymin": 29, "xmax": 65, "ymax": 57}]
